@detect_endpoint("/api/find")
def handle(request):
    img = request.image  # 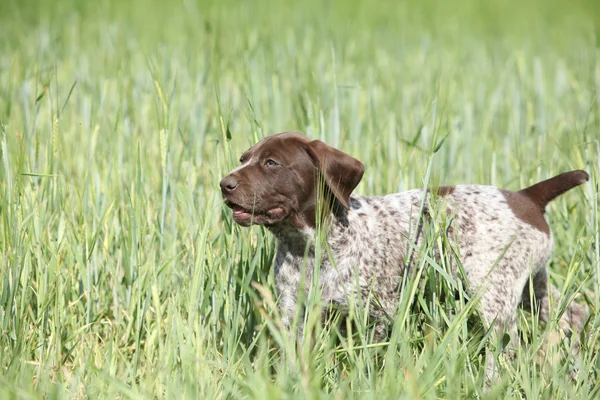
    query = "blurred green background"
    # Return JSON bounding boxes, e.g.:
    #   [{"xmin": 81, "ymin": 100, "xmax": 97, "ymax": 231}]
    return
[{"xmin": 0, "ymin": 0, "xmax": 599, "ymax": 398}]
